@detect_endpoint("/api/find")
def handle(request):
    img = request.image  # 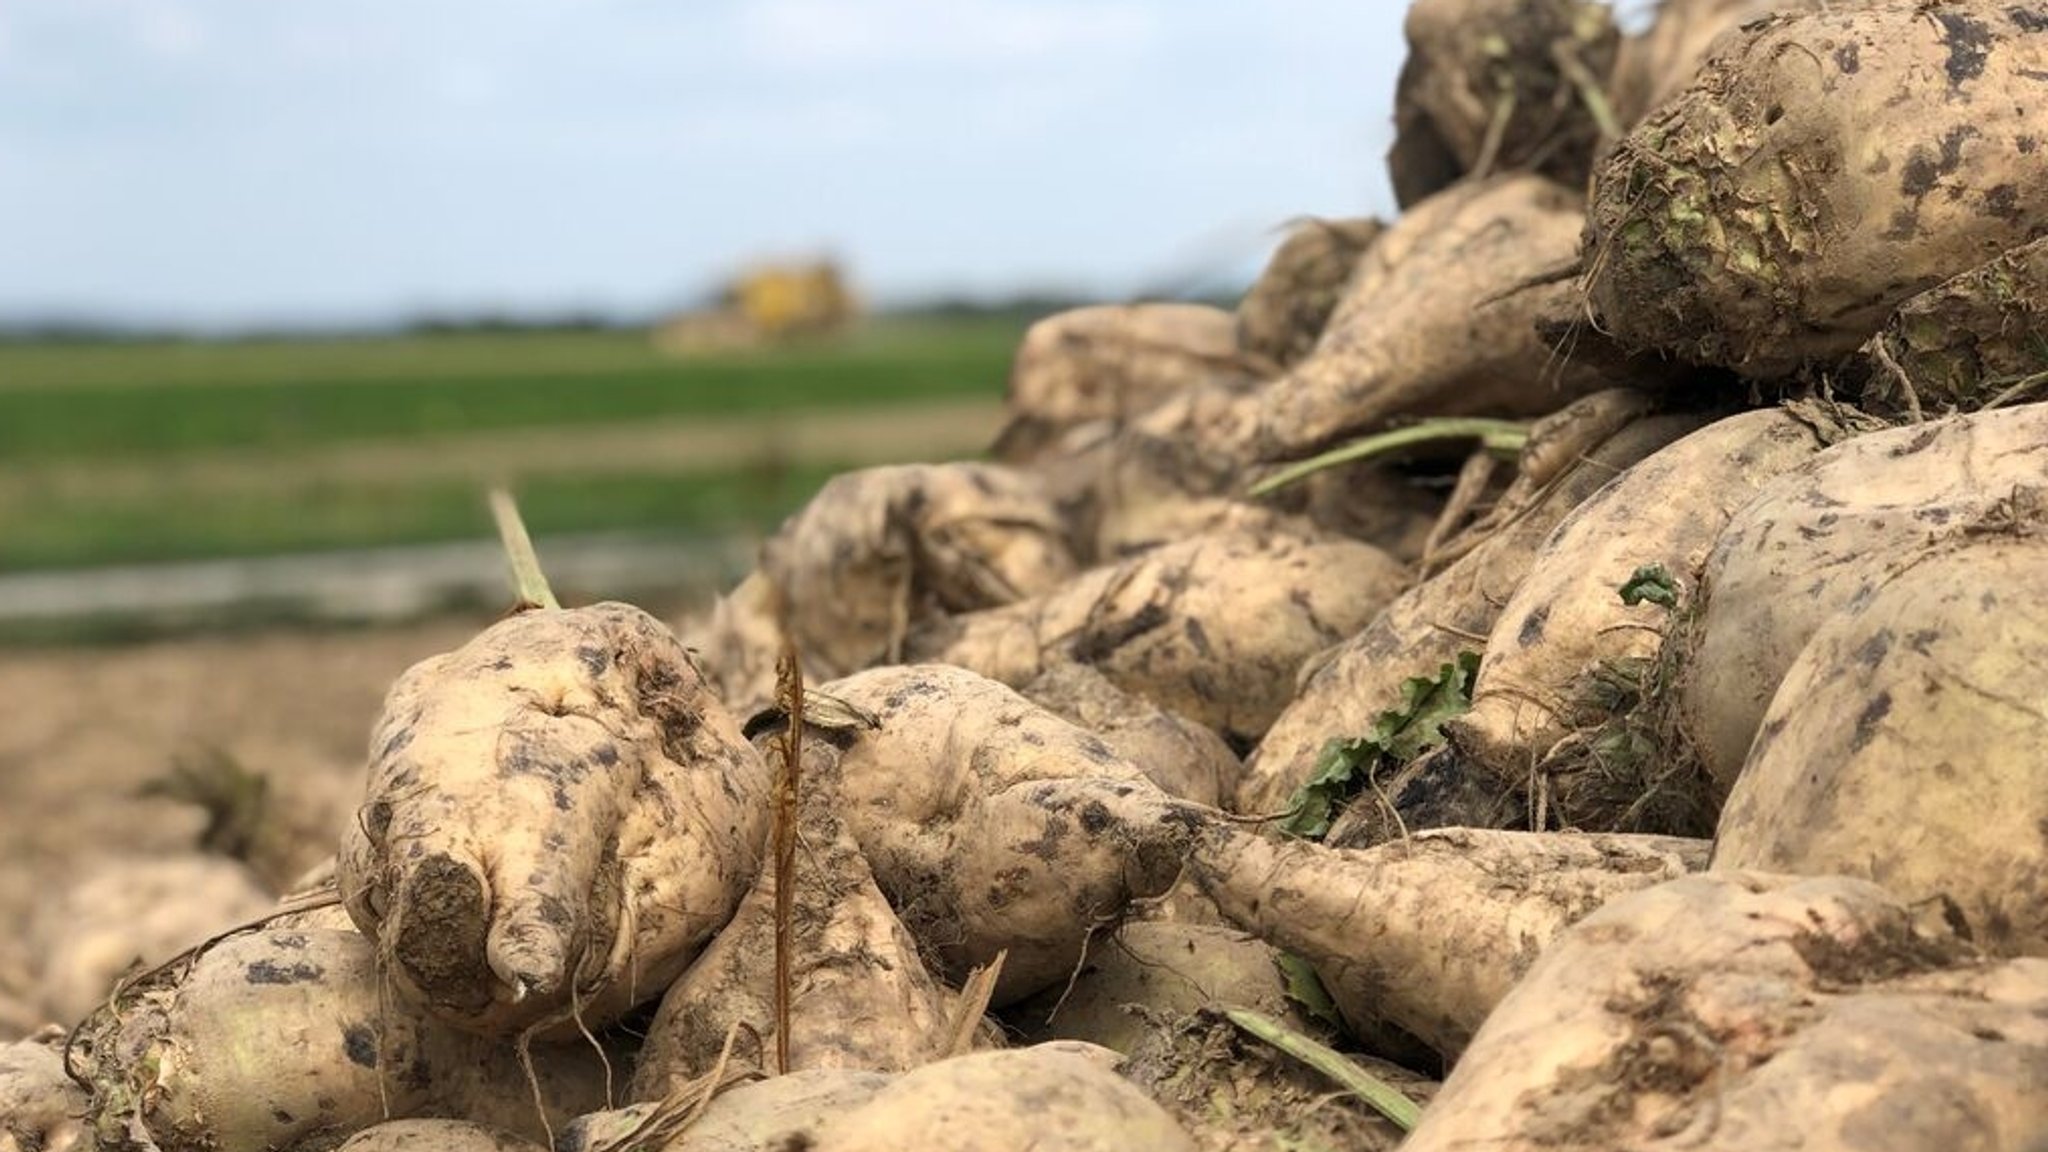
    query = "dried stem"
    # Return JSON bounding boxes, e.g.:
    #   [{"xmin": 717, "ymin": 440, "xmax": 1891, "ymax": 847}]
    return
[
  {"xmin": 770, "ymin": 635, "xmax": 804, "ymax": 1076},
  {"xmin": 488, "ymin": 488, "xmax": 561, "ymax": 611},
  {"xmin": 944, "ymin": 949, "xmax": 1008, "ymax": 1058}
]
